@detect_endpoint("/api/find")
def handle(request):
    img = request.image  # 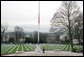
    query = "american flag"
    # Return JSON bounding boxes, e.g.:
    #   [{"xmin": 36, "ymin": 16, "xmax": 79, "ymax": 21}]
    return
[{"xmin": 38, "ymin": 15, "xmax": 40, "ymax": 24}]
